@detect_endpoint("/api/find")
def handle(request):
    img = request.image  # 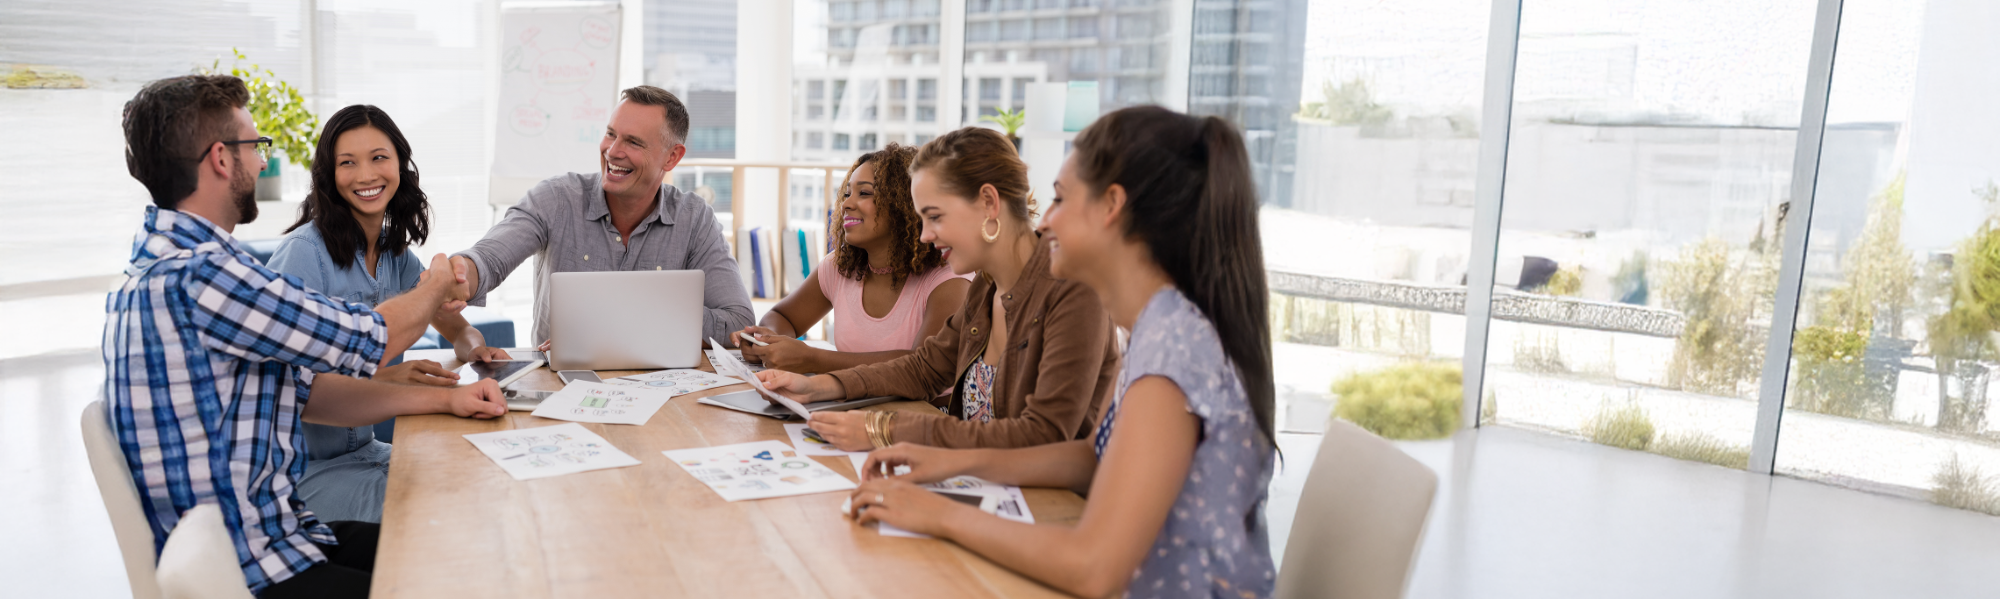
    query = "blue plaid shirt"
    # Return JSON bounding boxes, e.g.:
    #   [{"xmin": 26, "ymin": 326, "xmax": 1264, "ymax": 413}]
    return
[{"xmin": 102, "ymin": 207, "xmax": 388, "ymax": 593}]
